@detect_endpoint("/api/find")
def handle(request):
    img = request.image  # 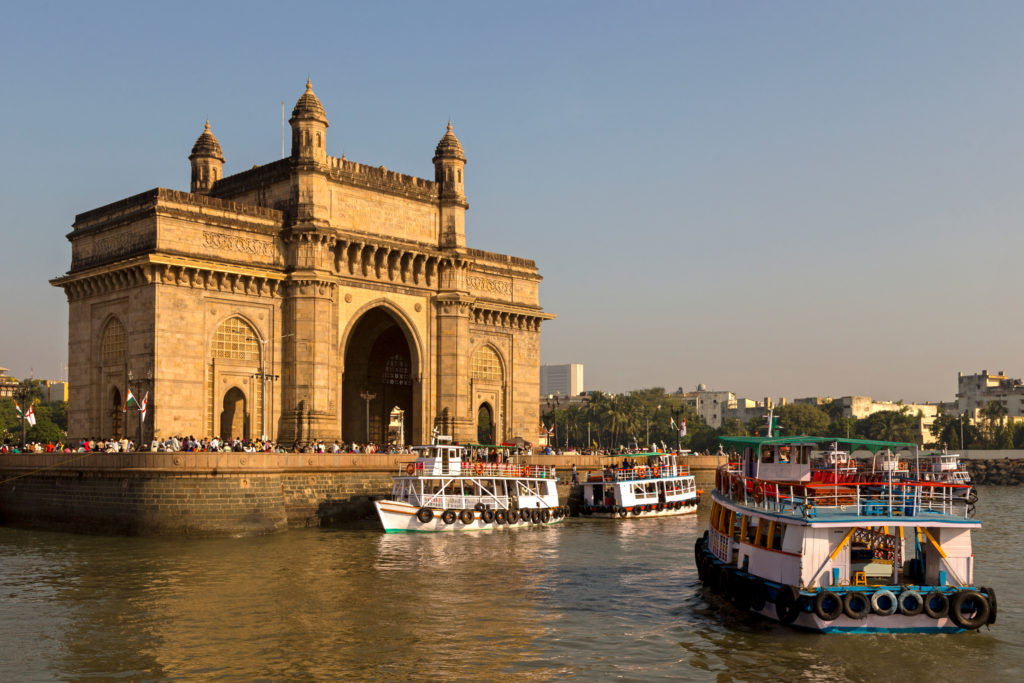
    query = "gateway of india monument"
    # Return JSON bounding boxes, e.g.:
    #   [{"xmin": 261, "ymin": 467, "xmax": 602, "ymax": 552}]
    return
[{"xmin": 51, "ymin": 81, "xmax": 553, "ymax": 448}]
